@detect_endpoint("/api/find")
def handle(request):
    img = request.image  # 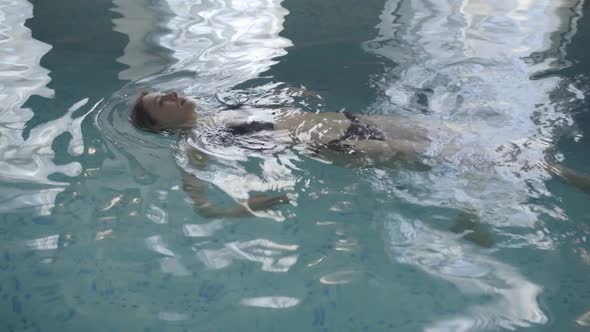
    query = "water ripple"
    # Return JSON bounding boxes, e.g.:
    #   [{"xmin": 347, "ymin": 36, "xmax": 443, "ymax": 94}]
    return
[
  {"xmin": 0, "ymin": 0, "xmax": 93, "ymax": 216},
  {"xmin": 364, "ymin": 0, "xmax": 584, "ymax": 330},
  {"xmin": 115, "ymin": 0, "xmax": 292, "ymax": 95},
  {"xmin": 364, "ymin": 0, "xmax": 583, "ymax": 228},
  {"xmin": 385, "ymin": 215, "xmax": 547, "ymax": 331},
  {"xmin": 158, "ymin": 0, "xmax": 292, "ymax": 92},
  {"xmin": 197, "ymin": 238, "xmax": 298, "ymax": 272}
]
